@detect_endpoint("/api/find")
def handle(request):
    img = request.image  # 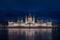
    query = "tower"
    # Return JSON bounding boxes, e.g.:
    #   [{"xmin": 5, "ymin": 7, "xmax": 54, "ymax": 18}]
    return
[
  {"xmin": 37, "ymin": 18, "xmax": 43, "ymax": 23},
  {"xmin": 33, "ymin": 16, "xmax": 35, "ymax": 24},
  {"xmin": 25, "ymin": 16, "xmax": 27, "ymax": 24},
  {"xmin": 17, "ymin": 17, "xmax": 23, "ymax": 23},
  {"xmin": 8, "ymin": 20, "xmax": 14, "ymax": 26},
  {"xmin": 47, "ymin": 19, "xmax": 52, "ymax": 26},
  {"xmin": 27, "ymin": 13, "xmax": 33, "ymax": 23}
]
